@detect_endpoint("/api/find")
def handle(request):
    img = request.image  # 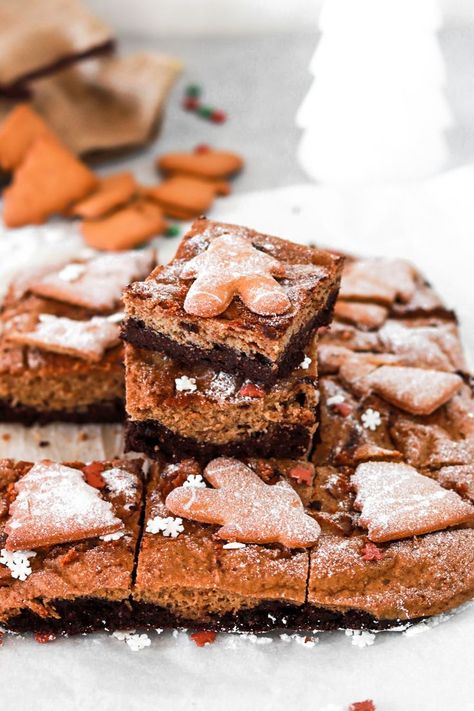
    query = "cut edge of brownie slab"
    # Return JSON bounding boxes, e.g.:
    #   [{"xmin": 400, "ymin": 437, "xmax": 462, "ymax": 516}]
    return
[
  {"xmin": 122, "ymin": 218, "xmax": 343, "ymax": 385},
  {"xmin": 0, "ymin": 457, "xmax": 145, "ymax": 635}
]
